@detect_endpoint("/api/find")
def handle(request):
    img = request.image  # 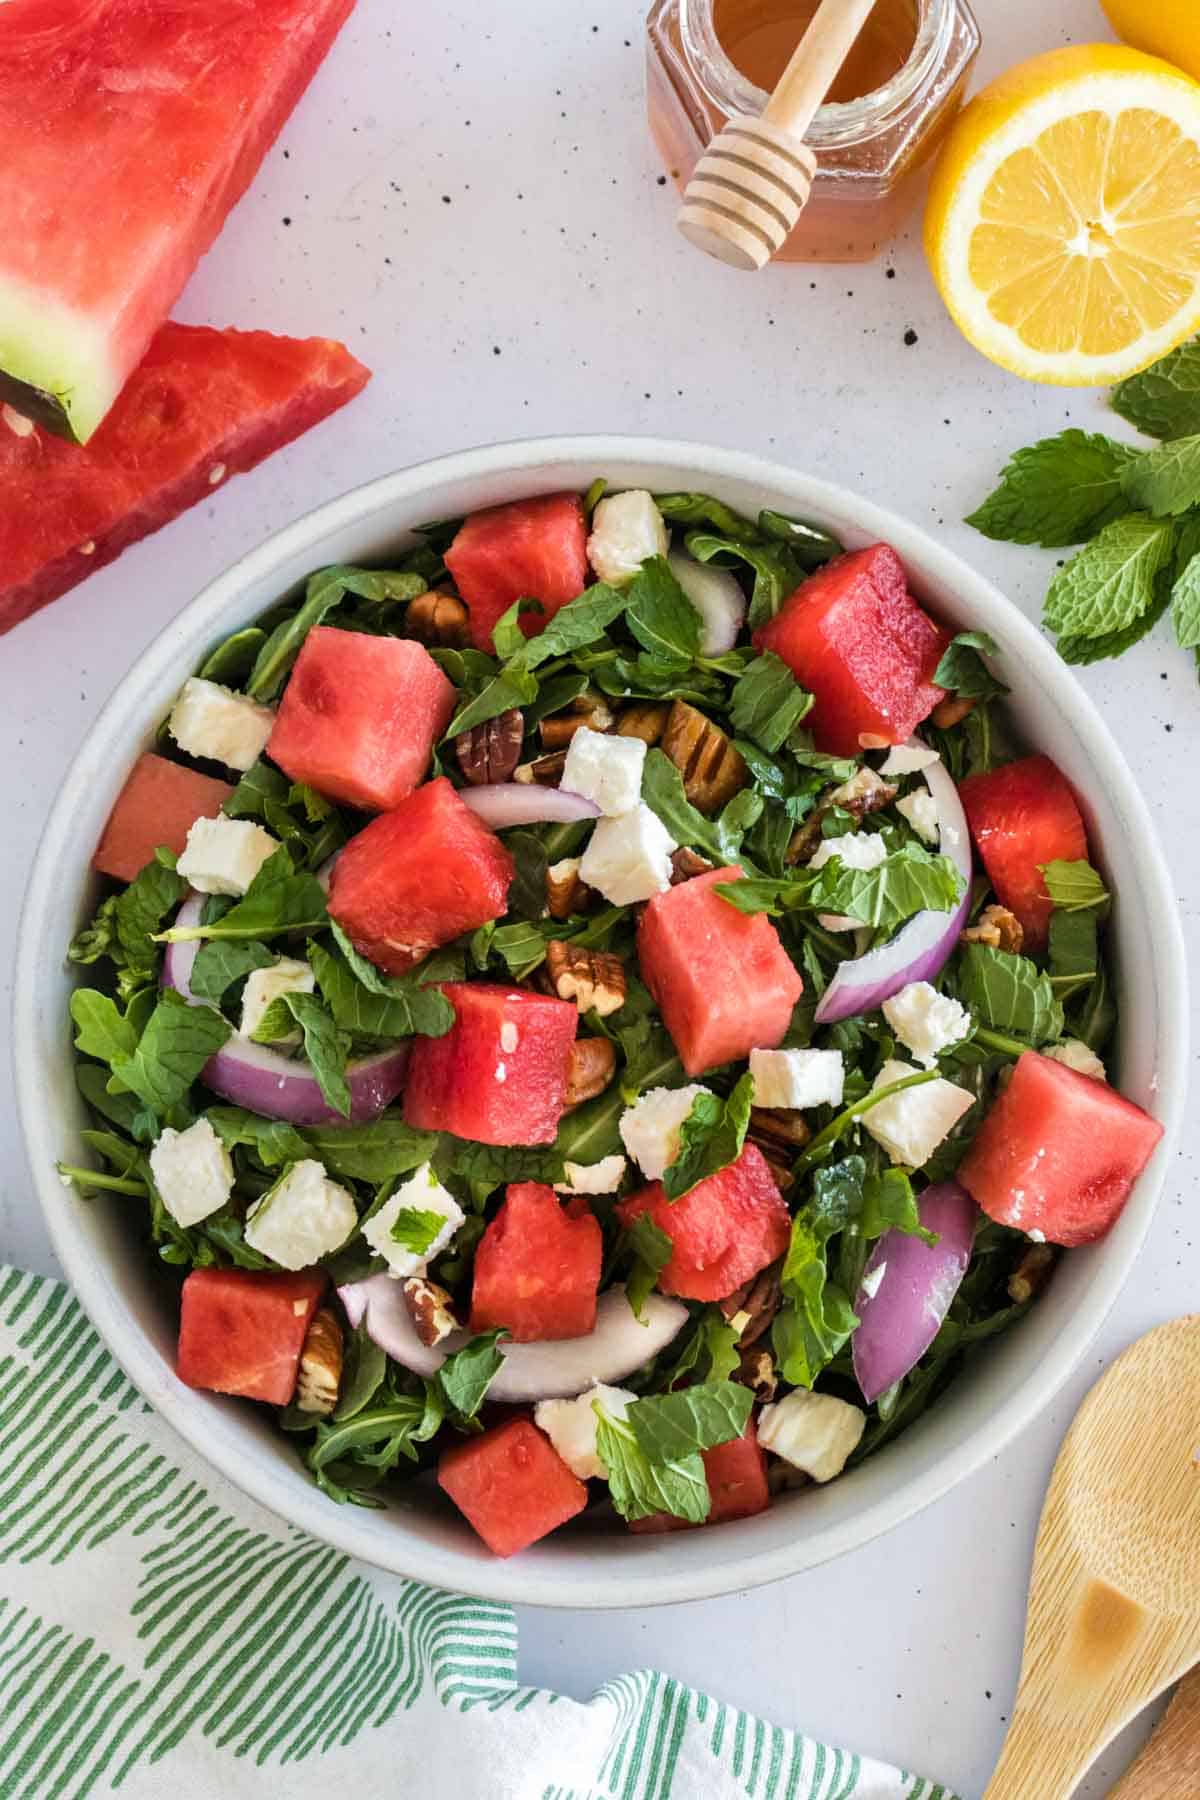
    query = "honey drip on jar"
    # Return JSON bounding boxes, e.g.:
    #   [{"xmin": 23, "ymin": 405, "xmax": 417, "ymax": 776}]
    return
[{"xmin": 712, "ymin": 0, "xmax": 919, "ymax": 102}]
